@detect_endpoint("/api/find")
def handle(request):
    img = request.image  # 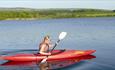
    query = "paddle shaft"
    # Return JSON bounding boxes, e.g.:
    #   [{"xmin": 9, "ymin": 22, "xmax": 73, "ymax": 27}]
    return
[{"xmin": 50, "ymin": 40, "xmax": 60, "ymax": 52}]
